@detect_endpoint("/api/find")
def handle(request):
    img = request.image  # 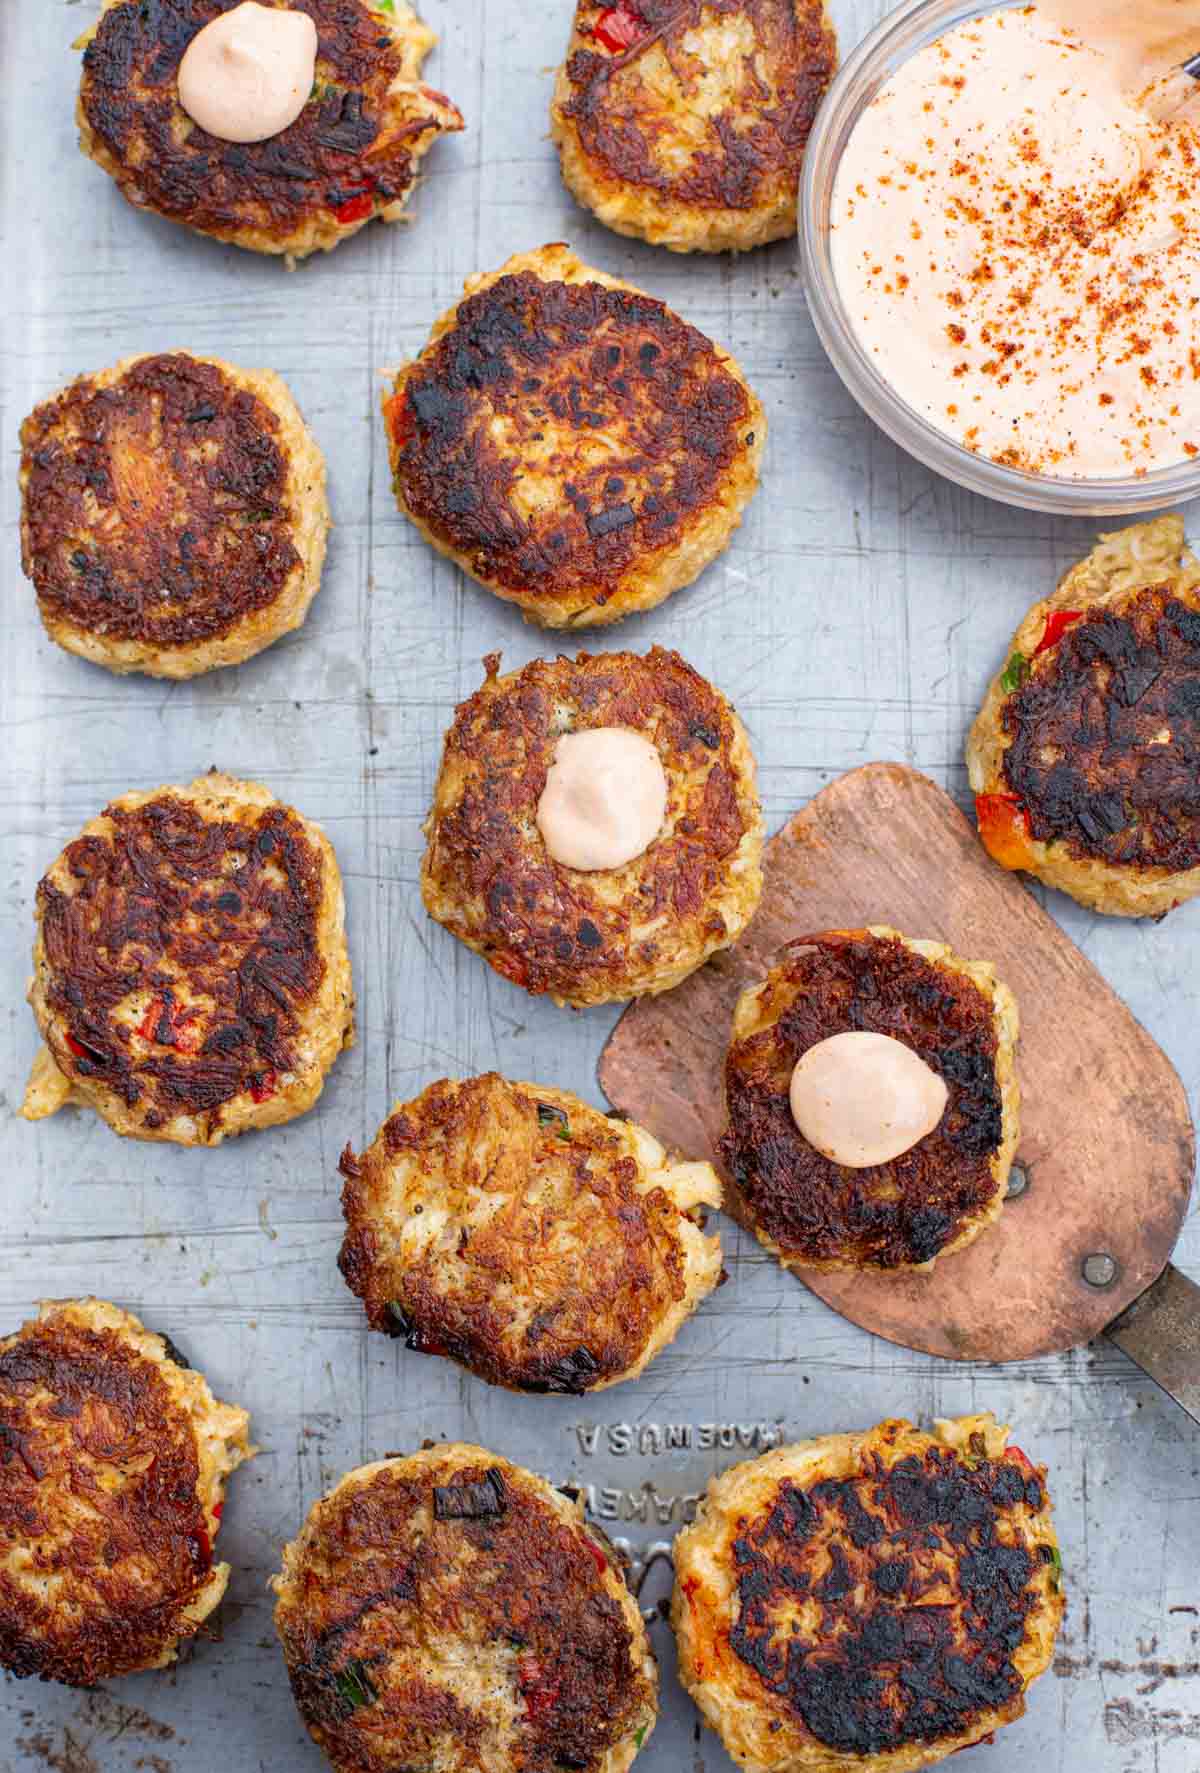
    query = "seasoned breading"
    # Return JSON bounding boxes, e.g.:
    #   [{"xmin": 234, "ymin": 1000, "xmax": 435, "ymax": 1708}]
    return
[
  {"xmin": 552, "ymin": 0, "xmax": 837, "ymax": 253},
  {"xmin": 383, "ymin": 244, "xmax": 765, "ymax": 627},
  {"xmin": 19, "ymin": 352, "xmax": 328, "ymax": 678},
  {"xmin": 720, "ymin": 928, "xmax": 1019, "ymax": 1272},
  {"xmin": 273, "ymin": 1445, "xmax": 658, "ymax": 1773},
  {"xmin": 338, "ymin": 1073, "xmax": 722, "ymax": 1393},
  {"xmin": 967, "ymin": 515, "xmax": 1200, "ymax": 917},
  {"xmin": 76, "ymin": 0, "xmax": 463, "ymax": 261},
  {"xmin": 21, "ymin": 772, "xmax": 354, "ymax": 1146},
  {"xmin": 0, "ymin": 1299, "xmax": 252, "ymax": 1687},
  {"xmin": 421, "ymin": 648, "xmax": 764, "ymax": 1007},
  {"xmin": 672, "ymin": 1414, "xmax": 1063, "ymax": 1773}
]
